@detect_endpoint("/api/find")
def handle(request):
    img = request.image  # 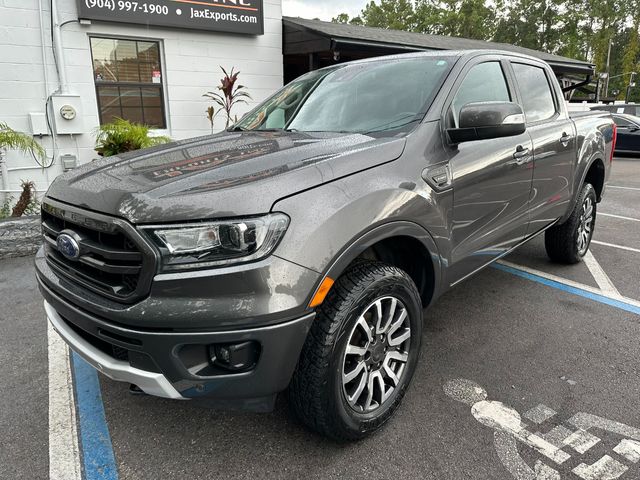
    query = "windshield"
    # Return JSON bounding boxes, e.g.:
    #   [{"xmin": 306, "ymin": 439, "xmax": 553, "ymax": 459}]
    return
[{"xmin": 235, "ymin": 56, "xmax": 455, "ymax": 135}]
